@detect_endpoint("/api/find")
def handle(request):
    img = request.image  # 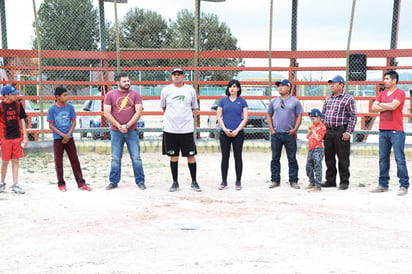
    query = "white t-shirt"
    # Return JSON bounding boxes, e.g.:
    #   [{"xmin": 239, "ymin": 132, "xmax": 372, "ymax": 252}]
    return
[{"xmin": 160, "ymin": 84, "xmax": 198, "ymax": 134}]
